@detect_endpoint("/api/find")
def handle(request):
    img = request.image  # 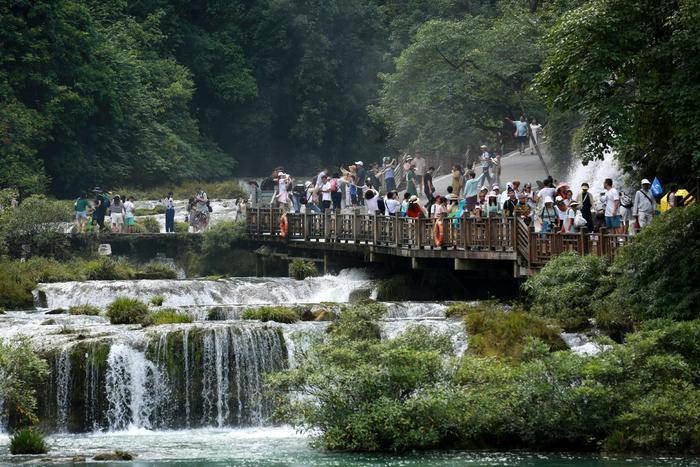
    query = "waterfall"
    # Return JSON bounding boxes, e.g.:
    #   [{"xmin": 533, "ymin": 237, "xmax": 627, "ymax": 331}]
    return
[
  {"xmin": 567, "ymin": 151, "xmax": 623, "ymax": 194},
  {"xmin": 0, "ymin": 368, "xmax": 6, "ymax": 433},
  {"xmin": 55, "ymin": 345, "xmax": 72, "ymax": 431},
  {"xmin": 105, "ymin": 343, "xmax": 168, "ymax": 431},
  {"xmin": 183, "ymin": 328, "xmax": 191, "ymax": 428}
]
